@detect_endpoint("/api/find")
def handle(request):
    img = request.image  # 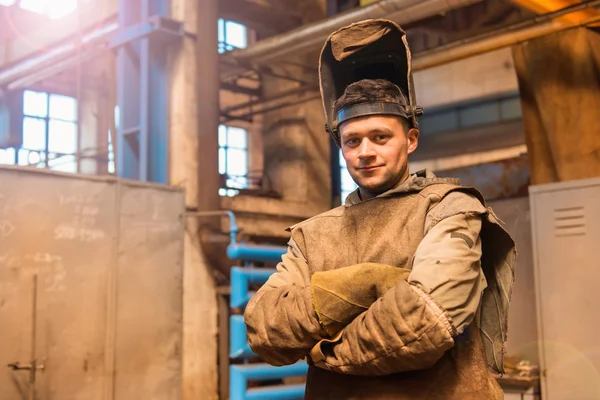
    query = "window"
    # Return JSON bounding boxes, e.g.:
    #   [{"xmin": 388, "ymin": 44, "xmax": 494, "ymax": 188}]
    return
[
  {"xmin": 218, "ymin": 19, "xmax": 247, "ymax": 54},
  {"xmin": 107, "ymin": 105, "xmax": 119, "ymax": 174},
  {"xmin": 340, "ymin": 149, "xmax": 358, "ymax": 202},
  {"xmin": 219, "ymin": 125, "xmax": 248, "ymax": 197},
  {"xmin": 0, "ymin": 90, "xmax": 78, "ymax": 173},
  {"xmin": 12, "ymin": 0, "xmax": 78, "ymax": 19}
]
